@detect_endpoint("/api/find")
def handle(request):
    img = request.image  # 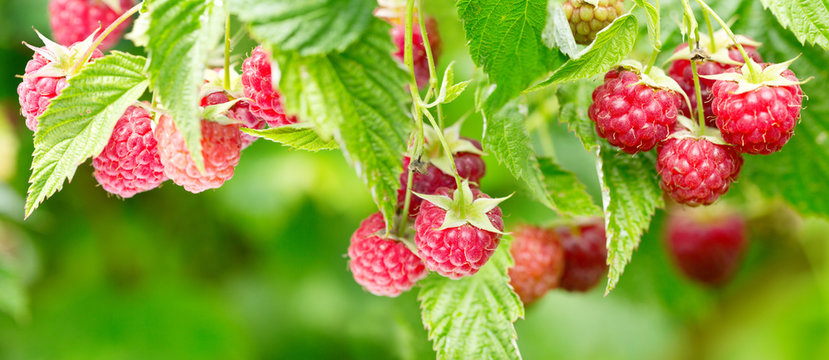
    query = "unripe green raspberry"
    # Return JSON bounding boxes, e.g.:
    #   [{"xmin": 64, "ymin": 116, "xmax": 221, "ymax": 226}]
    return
[{"xmin": 562, "ymin": 0, "xmax": 624, "ymax": 45}]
